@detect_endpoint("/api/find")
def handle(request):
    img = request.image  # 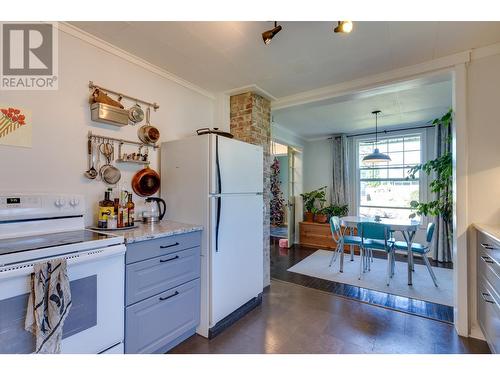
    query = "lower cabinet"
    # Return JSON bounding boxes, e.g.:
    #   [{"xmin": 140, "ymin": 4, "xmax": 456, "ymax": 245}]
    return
[
  {"xmin": 124, "ymin": 231, "xmax": 202, "ymax": 354},
  {"xmin": 476, "ymin": 229, "xmax": 500, "ymax": 354},
  {"xmin": 125, "ymin": 278, "xmax": 200, "ymax": 354}
]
